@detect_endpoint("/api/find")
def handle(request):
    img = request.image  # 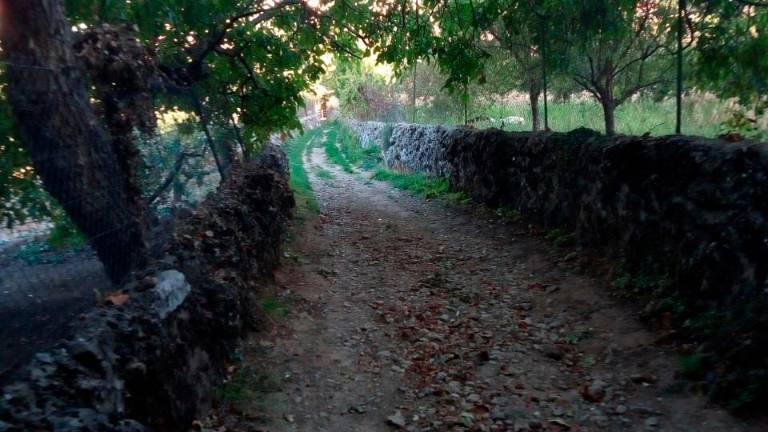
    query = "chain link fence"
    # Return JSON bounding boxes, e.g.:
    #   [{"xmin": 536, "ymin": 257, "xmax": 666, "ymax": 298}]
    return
[{"xmin": 0, "ymin": 128, "xmax": 225, "ymax": 383}]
